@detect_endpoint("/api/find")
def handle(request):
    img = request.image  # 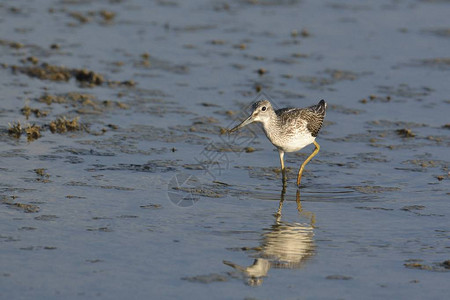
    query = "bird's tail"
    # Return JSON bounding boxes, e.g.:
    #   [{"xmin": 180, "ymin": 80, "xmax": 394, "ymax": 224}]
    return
[{"xmin": 310, "ymin": 99, "xmax": 327, "ymax": 116}]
